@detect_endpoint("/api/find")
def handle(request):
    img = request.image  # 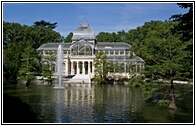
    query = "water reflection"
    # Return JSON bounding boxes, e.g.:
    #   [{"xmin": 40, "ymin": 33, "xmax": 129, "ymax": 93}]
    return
[
  {"xmin": 63, "ymin": 84, "xmax": 94, "ymax": 123},
  {"xmin": 54, "ymin": 90, "xmax": 66, "ymax": 123},
  {"xmin": 52, "ymin": 84, "xmax": 144, "ymax": 123},
  {"xmin": 92, "ymin": 84, "xmax": 144, "ymax": 123},
  {"xmin": 4, "ymin": 84, "xmax": 192, "ymax": 123}
]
